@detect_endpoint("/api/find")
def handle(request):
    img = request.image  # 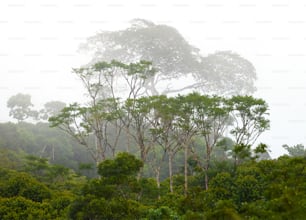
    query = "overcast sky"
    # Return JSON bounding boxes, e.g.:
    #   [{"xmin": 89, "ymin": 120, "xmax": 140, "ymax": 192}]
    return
[{"xmin": 1, "ymin": 0, "xmax": 306, "ymax": 157}]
